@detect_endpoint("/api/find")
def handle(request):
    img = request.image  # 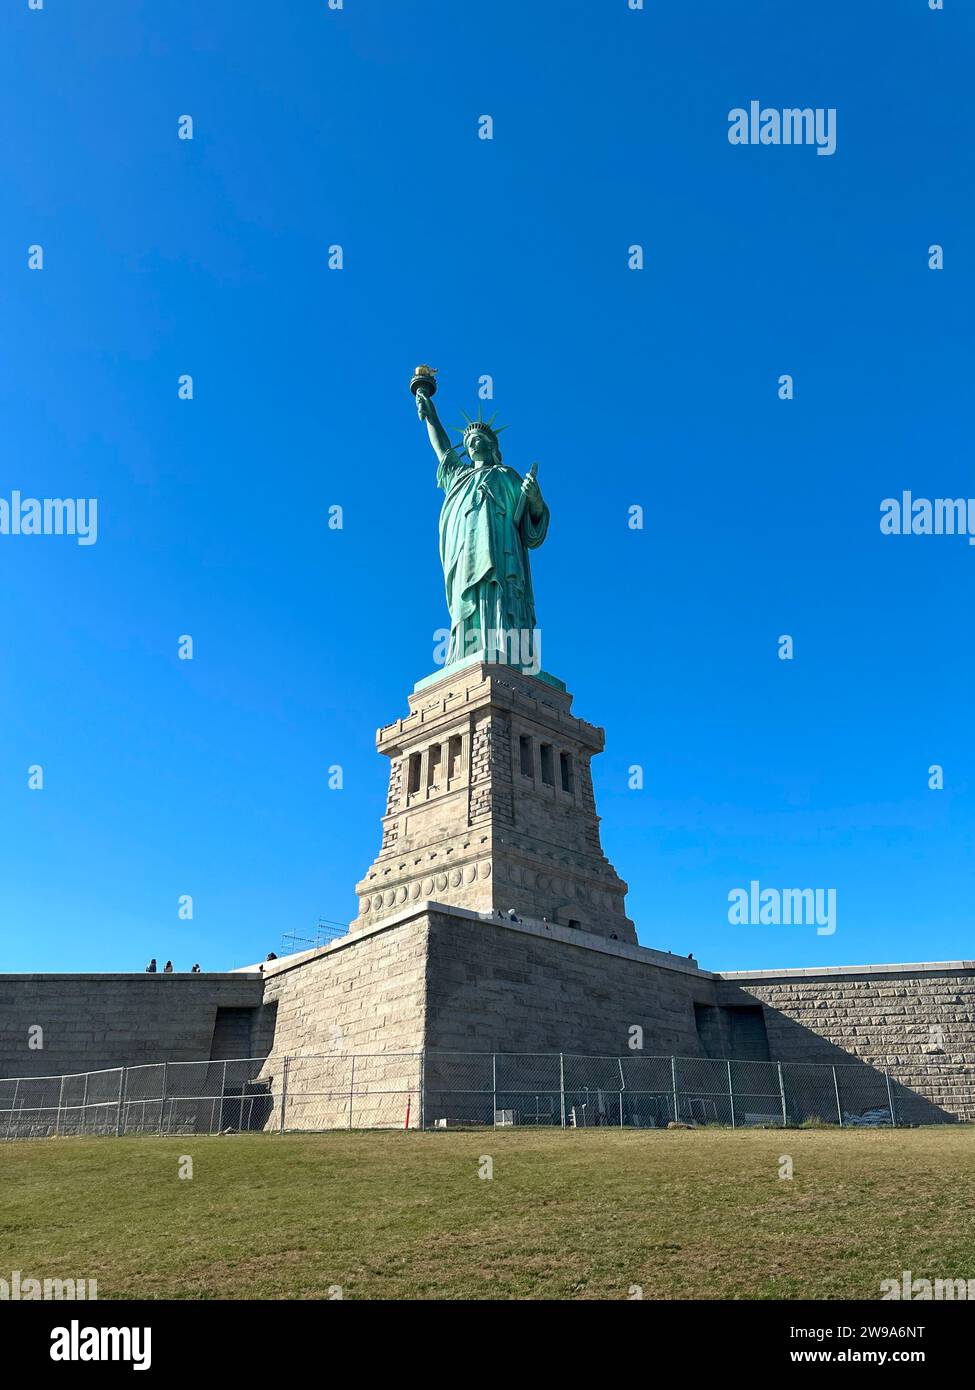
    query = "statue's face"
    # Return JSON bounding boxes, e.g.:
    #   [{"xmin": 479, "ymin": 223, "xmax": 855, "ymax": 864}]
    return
[{"xmin": 466, "ymin": 430, "xmax": 495, "ymax": 465}]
